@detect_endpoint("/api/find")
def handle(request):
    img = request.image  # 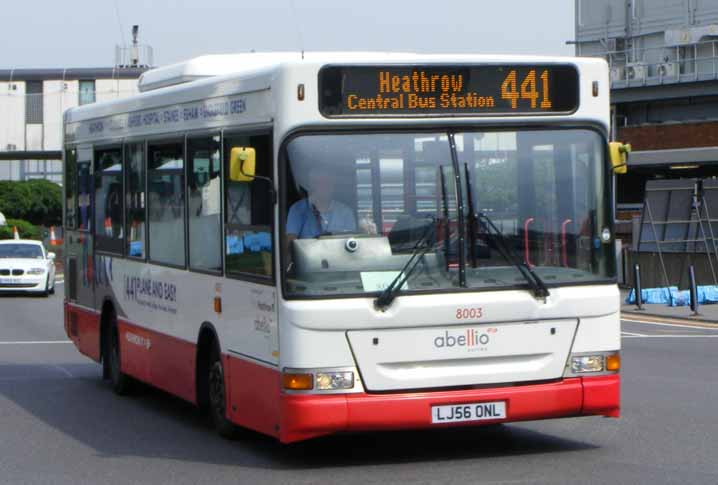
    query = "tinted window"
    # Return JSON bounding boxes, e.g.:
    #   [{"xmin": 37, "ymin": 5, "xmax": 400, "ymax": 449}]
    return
[
  {"xmin": 188, "ymin": 136, "xmax": 222, "ymax": 272},
  {"xmin": 225, "ymin": 133, "xmax": 273, "ymax": 278},
  {"xmin": 125, "ymin": 143, "xmax": 146, "ymax": 258},
  {"xmin": 77, "ymin": 148, "xmax": 92, "ymax": 231},
  {"xmin": 64, "ymin": 147, "xmax": 77, "ymax": 229},
  {"xmin": 94, "ymin": 148, "xmax": 124, "ymax": 253},
  {"xmin": 148, "ymin": 141, "xmax": 185, "ymax": 267}
]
